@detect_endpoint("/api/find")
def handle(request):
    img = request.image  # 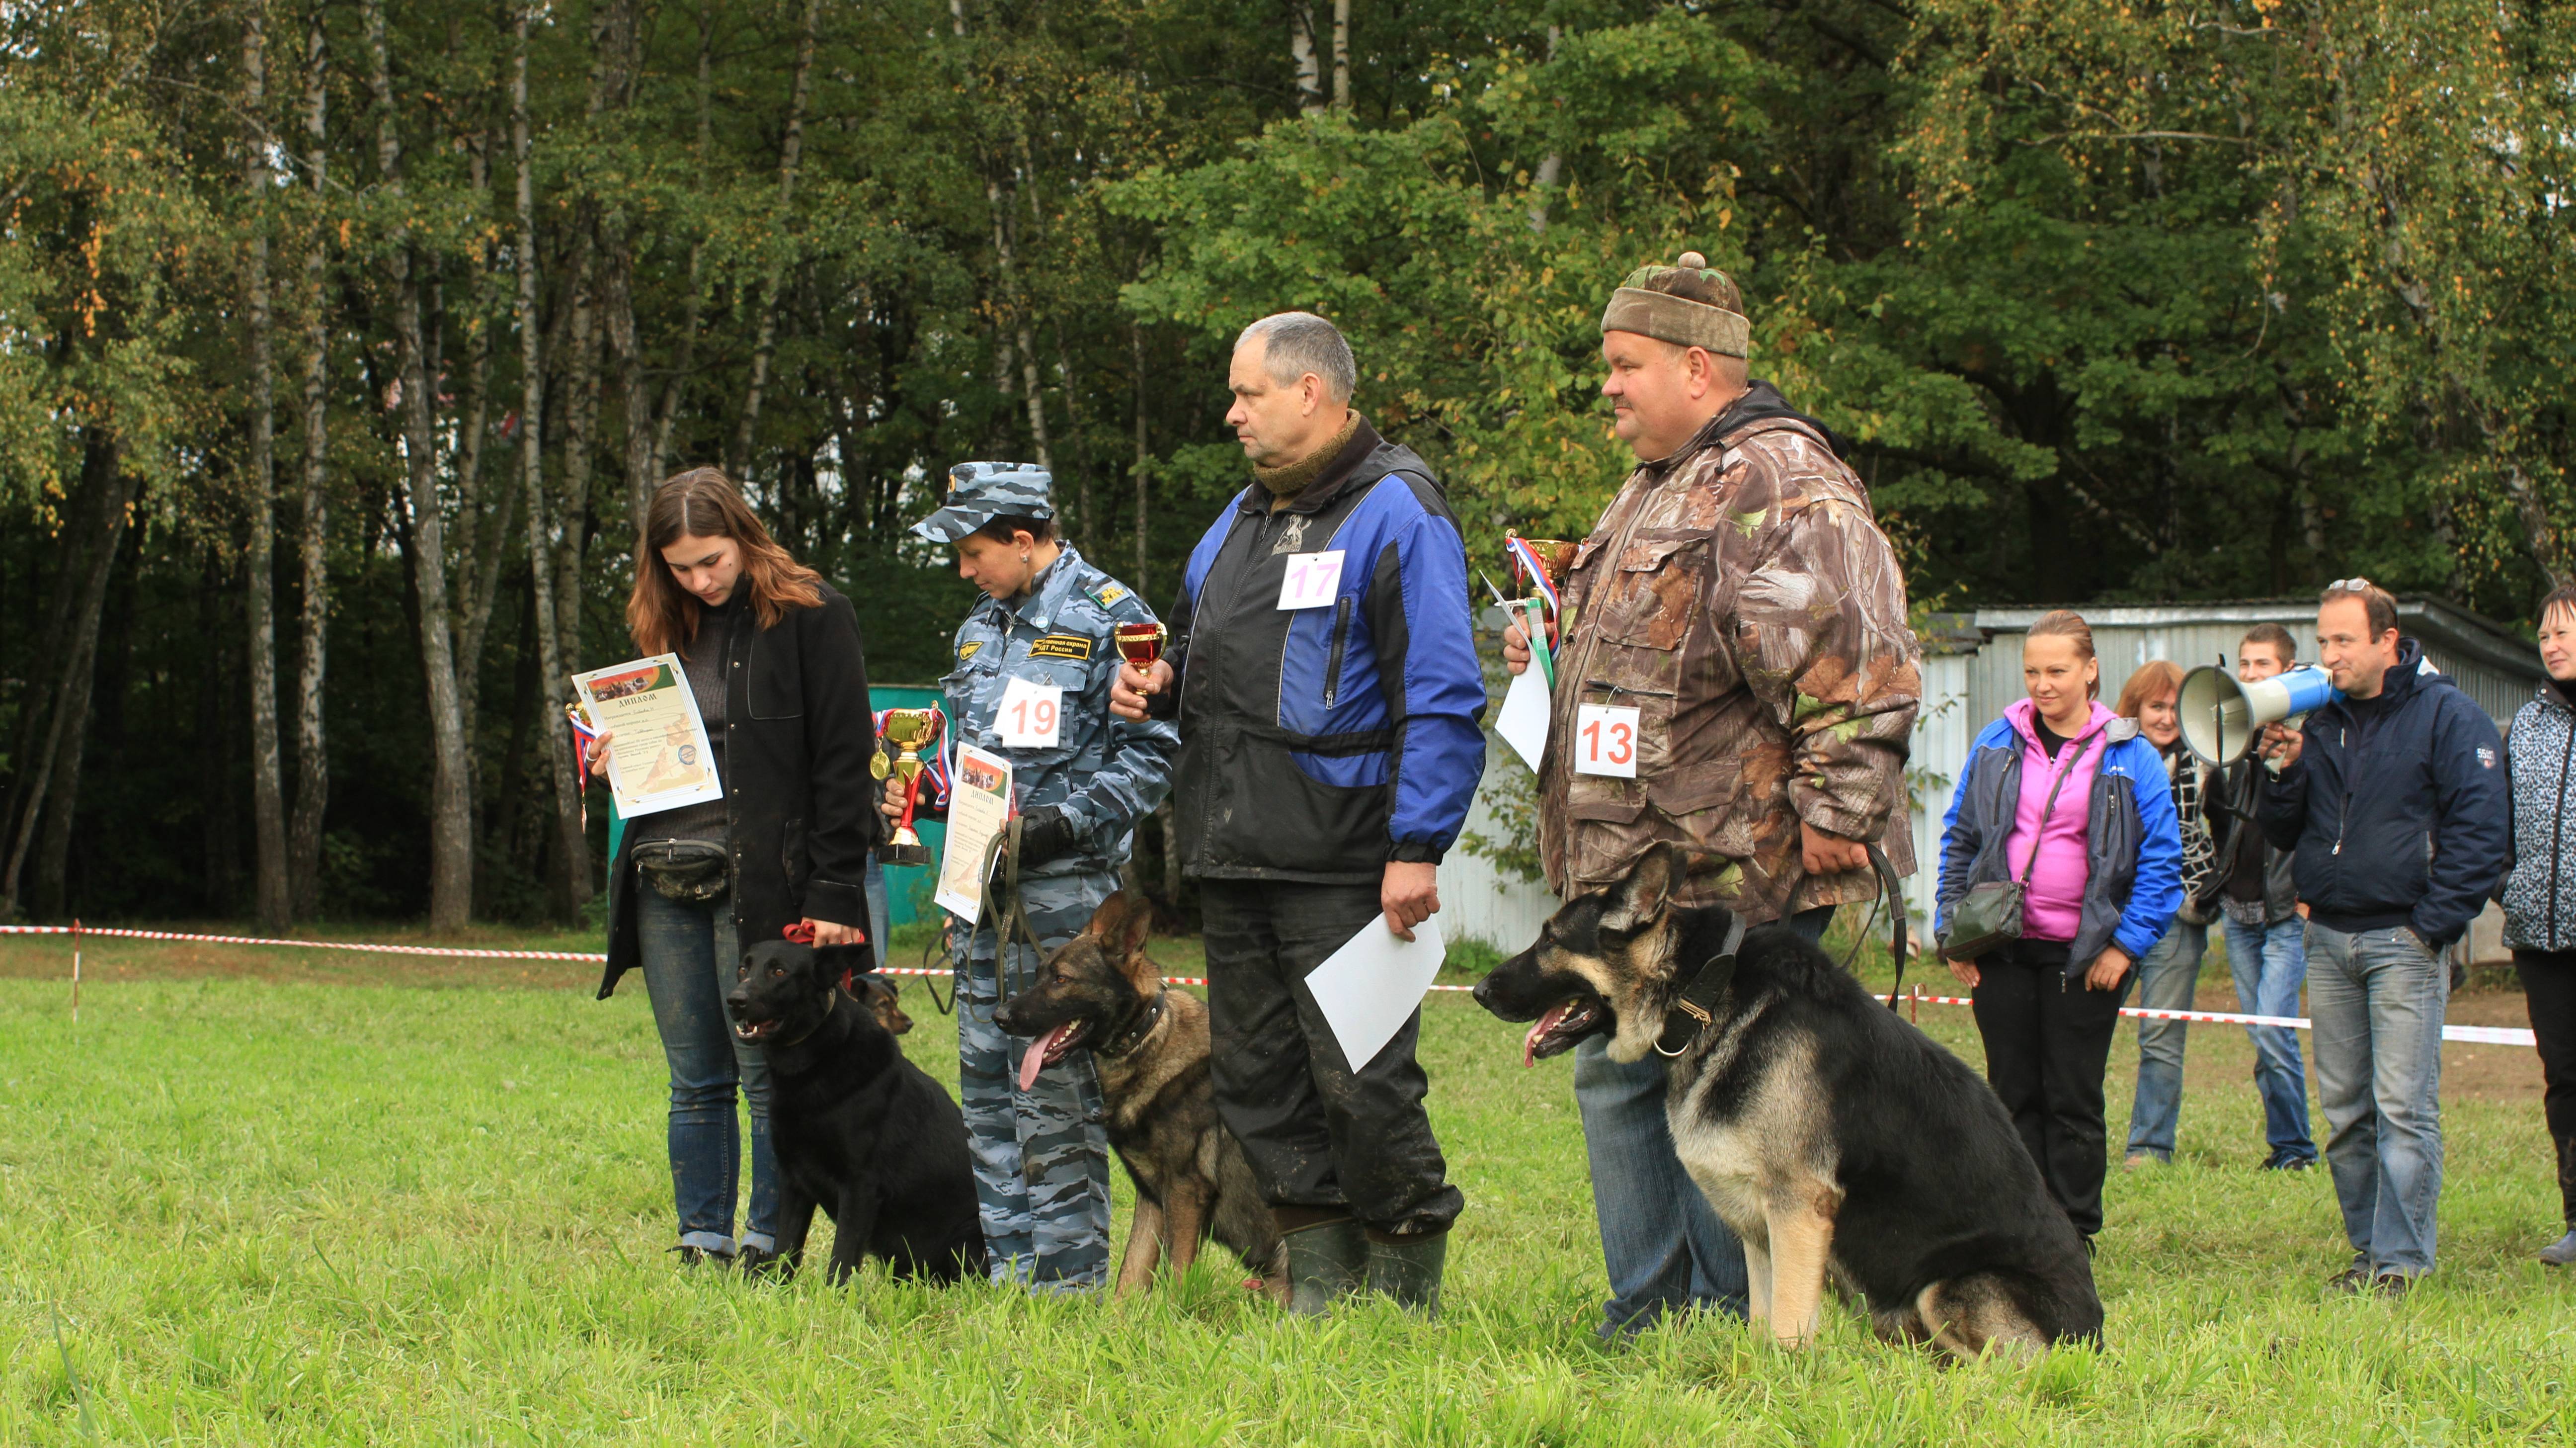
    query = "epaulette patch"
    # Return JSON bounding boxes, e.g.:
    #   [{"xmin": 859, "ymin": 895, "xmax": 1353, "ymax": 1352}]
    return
[
  {"xmin": 1027, "ymin": 634, "xmax": 1093, "ymax": 662},
  {"xmin": 1091, "ymin": 584, "xmax": 1128, "ymax": 608},
  {"xmin": 958, "ymin": 641, "xmax": 983, "ymax": 659}
]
